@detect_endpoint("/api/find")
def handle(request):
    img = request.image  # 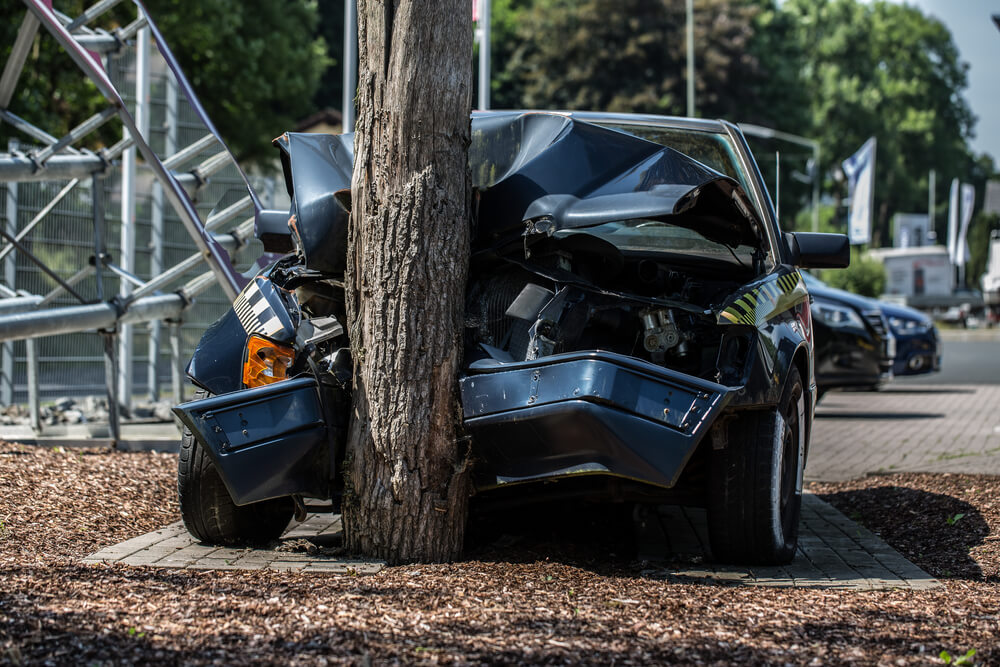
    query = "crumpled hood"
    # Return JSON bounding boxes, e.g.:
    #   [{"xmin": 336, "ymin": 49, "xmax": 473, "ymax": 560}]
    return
[{"xmin": 471, "ymin": 112, "xmax": 762, "ymax": 250}]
